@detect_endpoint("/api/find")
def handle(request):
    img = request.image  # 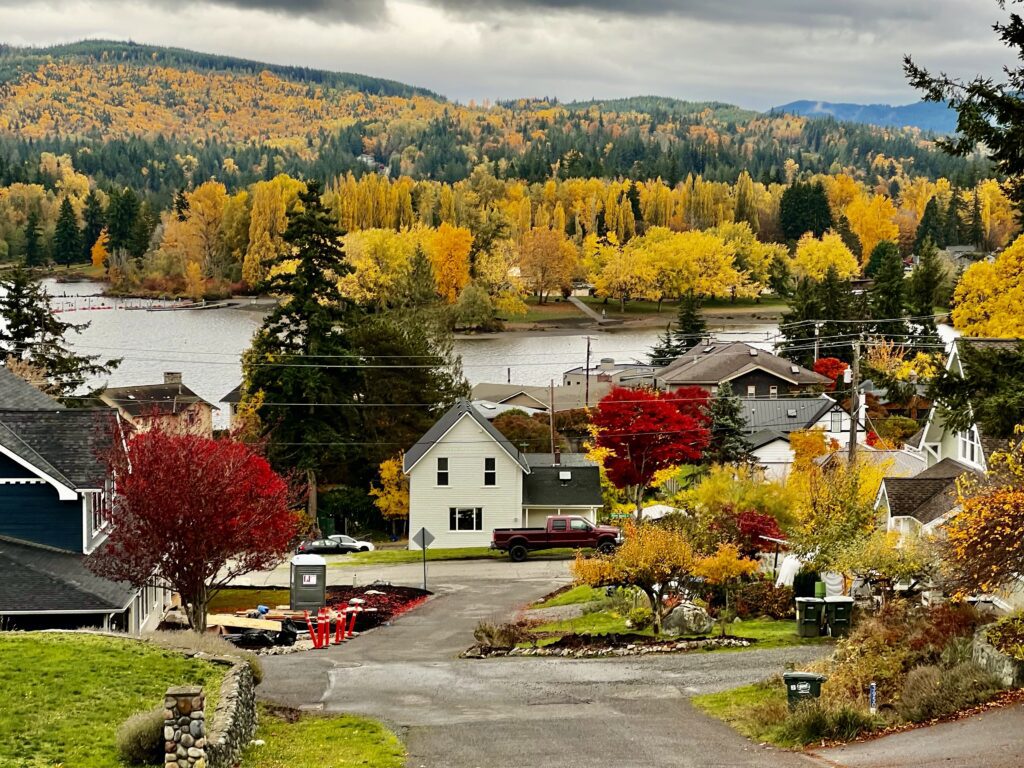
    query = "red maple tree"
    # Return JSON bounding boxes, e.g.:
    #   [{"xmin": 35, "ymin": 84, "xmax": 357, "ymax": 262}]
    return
[
  {"xmin": 88, "ymin": 428, "xmax": 302, "ymax": 631},
  {"xmin": 593, "ymin": 386, "xmax": 711, "ymax": 517},
  {"xmin": 813, "ymin": 357, "xmax": 849, "ymax": 391}
]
